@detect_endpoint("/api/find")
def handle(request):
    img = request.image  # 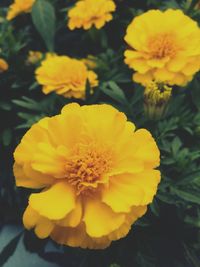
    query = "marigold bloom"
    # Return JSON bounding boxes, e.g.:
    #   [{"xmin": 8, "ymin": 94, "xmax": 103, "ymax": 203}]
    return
[
  {"xmin": 35, "ymin": 55, "xmax": 98, "ymax": 99},
  {"xmin": 144, "ymin": 82, "xmax": 172, "ymax": 120},
  {"xmin": 26, "ymin": 51, "xmax": 43, "ymax": 65},
  {"xmin": 124, "ymin": 9, "xmax": 200, "ymax": 86},
  {"xmin": 7, "ymin": 0, "xmax": 35, "ymax": 20},
  {"xmin": 68, "ymin": 0, "xmax": 116, "ymax": 30},
  {"xmin": 0, "ymin": 58, "xmax": 8, "ymax": 73},
  {"xmin": 13, "ymin": 103, "xmax": 160, "ymax": 249}
]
